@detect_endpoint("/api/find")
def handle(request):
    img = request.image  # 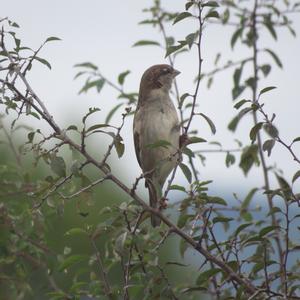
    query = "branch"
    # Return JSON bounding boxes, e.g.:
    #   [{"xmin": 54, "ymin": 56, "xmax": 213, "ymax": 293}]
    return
[
  {"xmin": 250, "ymin": 0, "xmax": 285, "ymax": 287},
  {"xmin": 90, "ymin": 238, "xmax": 114, "ymax": 300}
]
